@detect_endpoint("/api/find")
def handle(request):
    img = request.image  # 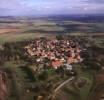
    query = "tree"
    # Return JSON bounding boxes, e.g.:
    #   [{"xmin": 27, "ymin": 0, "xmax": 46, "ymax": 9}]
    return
[{"xmin": 56, "ymin": 35, "xmax": 63, "ymax": 40}]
